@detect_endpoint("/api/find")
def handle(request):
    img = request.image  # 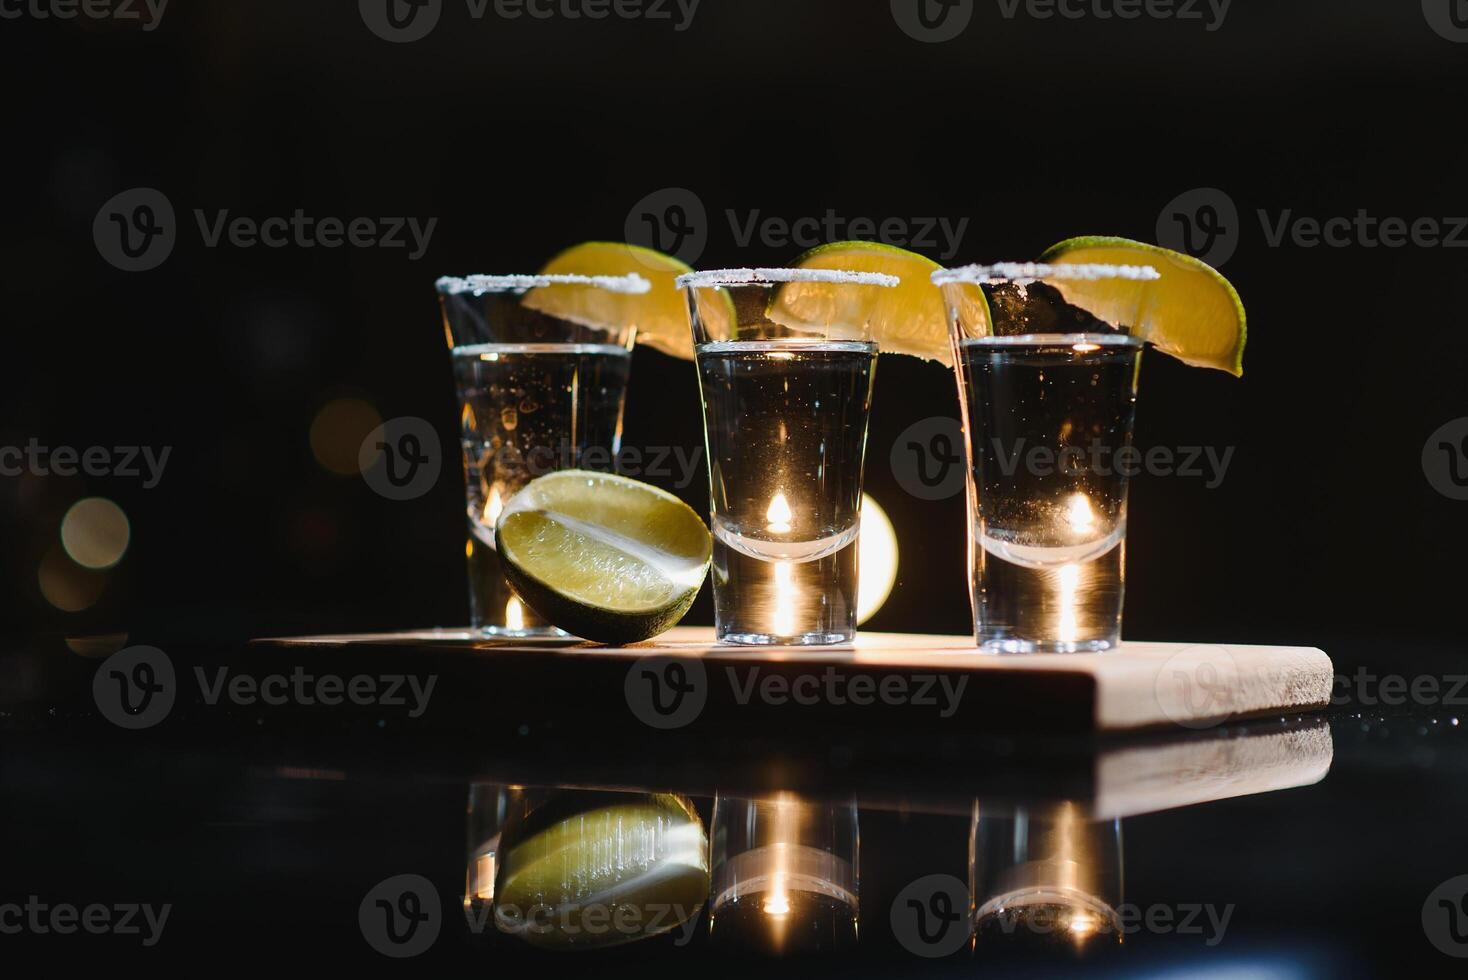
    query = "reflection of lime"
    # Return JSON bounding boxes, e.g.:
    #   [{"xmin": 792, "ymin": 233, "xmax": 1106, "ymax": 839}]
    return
[
  {"xmin": 1040, "ymin": 237, "xmax": 1247, "ymax": 376},
  {"xmin": 771, "ymin": 241, "xmax": 974, "ymax": 366},
  {"xmin": 495, "ymin": 471, "xmax": 711, "ymax": 644},
  {"xmin": 522, "ymin": 241, "xmax": 695, "ymax": 359},
  {"xmin": 495, "ymin": 794, "xmax": 710, "ymax": 950}
]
